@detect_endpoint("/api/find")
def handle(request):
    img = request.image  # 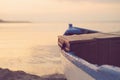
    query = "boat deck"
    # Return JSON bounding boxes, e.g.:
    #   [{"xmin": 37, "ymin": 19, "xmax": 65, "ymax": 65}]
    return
[{"xmin": 58, "ymin": 32, "xmax": 120, "ymax": 67}]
